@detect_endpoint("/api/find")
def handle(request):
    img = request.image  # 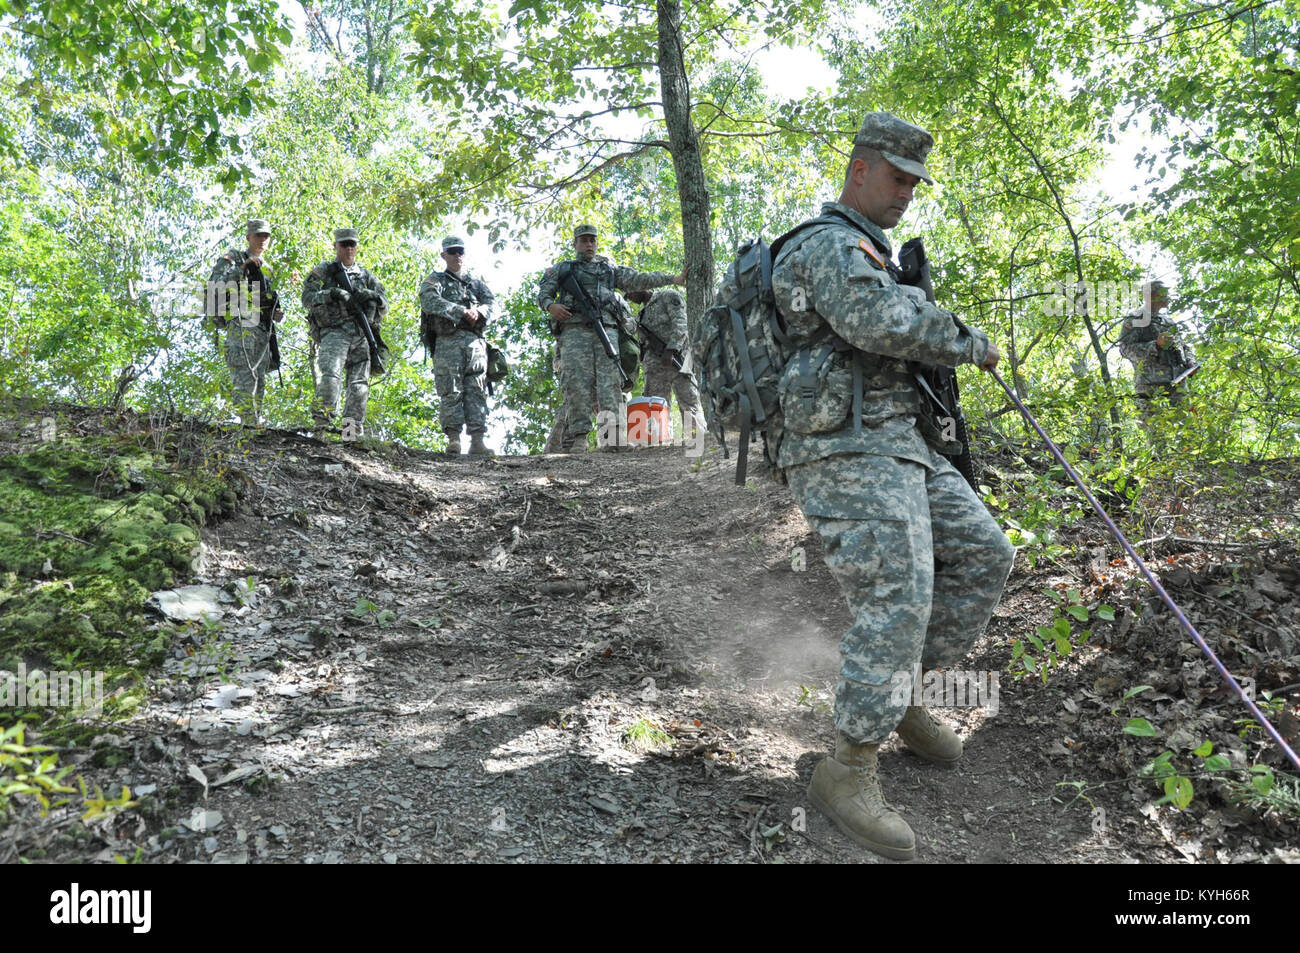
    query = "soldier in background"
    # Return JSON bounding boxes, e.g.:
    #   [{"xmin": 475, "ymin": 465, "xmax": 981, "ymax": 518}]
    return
[
  {"xmin": 419, "ymin": 236, "xmax": 495, "ymax": 456},
  {"xmin": 626, "ymin": 288, "xmax": 703, "ymax": 440},
  {"xmin": 301, "ymin": 228, "xmax": 387, "ymax": 438},
  {"xmin": 1118, "ymin": 279, "xmax": 1198, "ymax": 412},
  {"xmin": 537, "ymin": 224, "xmax": 684, "ymax": 451},
  {"xmin": 207, "ymin": 218, "xmax": 283, "ymax": 426}
]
